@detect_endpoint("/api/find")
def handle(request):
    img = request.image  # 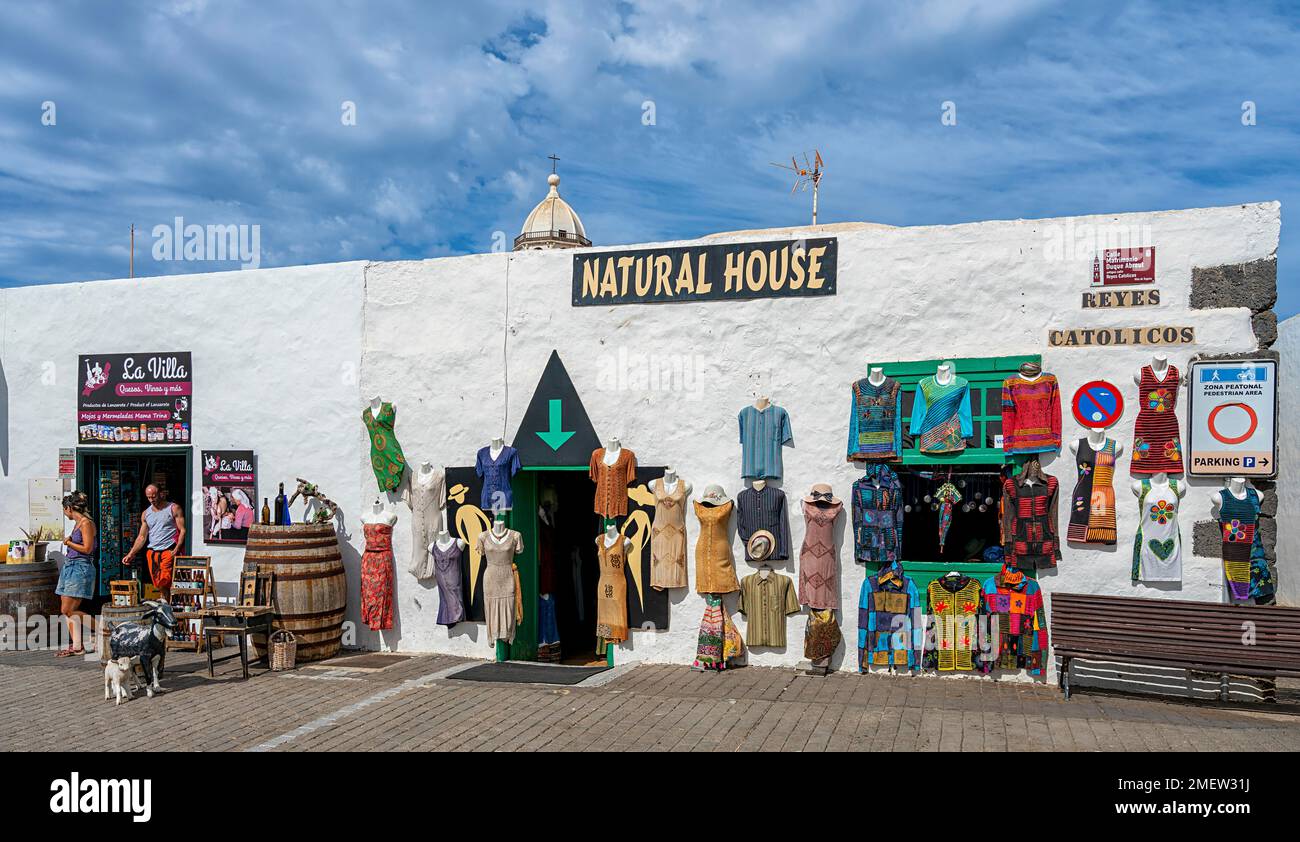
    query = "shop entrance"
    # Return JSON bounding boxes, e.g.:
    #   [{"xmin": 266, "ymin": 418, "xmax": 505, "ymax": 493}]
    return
[
  {"xmin": 76, "ymin": 447, "xmax": 192, "ymax": 606},
  {"xmin": 507, "ymin": 469, "xmax": 605, "ymax": 665}
]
